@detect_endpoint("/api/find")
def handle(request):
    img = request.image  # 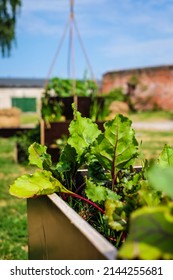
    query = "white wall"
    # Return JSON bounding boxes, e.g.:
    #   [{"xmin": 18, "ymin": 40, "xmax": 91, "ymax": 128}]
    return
[{"xmin": 0, "ymin": 87, "xmax": 44, "ymax": 111}]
